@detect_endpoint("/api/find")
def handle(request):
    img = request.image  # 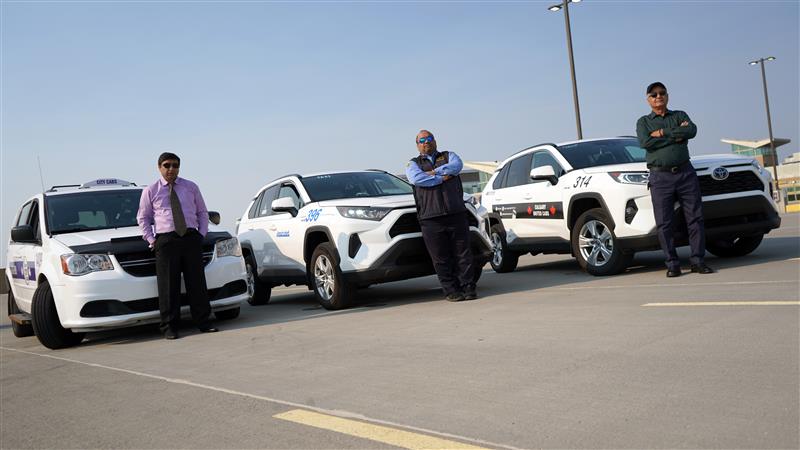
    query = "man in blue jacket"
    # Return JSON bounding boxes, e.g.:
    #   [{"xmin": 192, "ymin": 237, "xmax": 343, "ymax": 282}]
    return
[{"xmin": 406, "ymin": 130, "xmax": 476, "ymax": 301}]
